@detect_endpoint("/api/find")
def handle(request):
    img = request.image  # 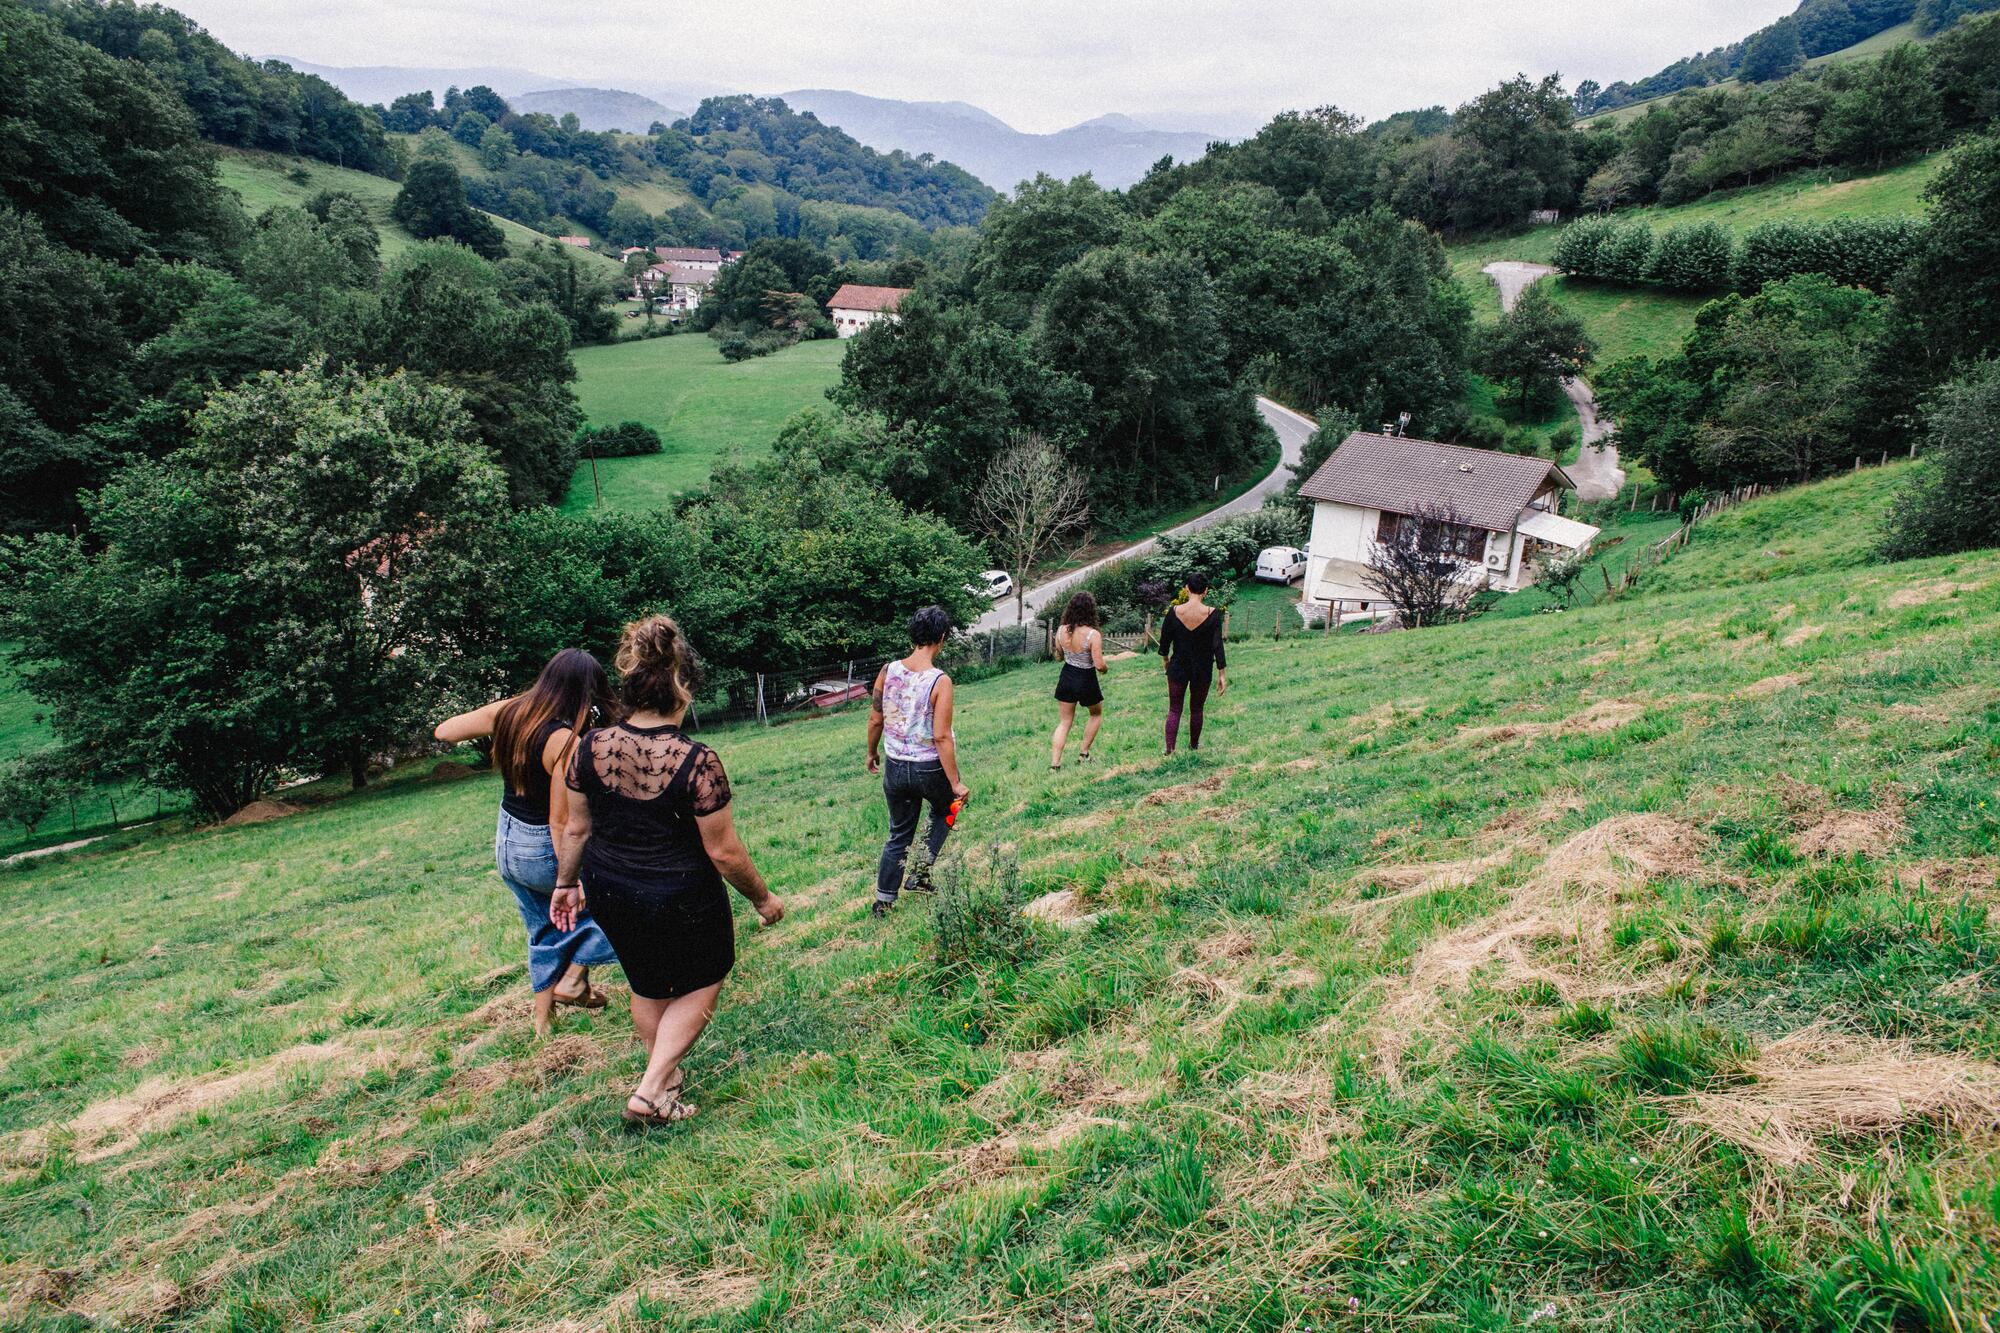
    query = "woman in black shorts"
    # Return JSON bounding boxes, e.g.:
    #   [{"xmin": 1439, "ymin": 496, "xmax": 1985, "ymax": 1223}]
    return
[
  {"xmin": 1049, "ymin": 590, "xmax": 1108, "ymax": 769},
  {"xmin": 553, "ymin": 614, "xmax": 784, "ymax": 1127}
]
